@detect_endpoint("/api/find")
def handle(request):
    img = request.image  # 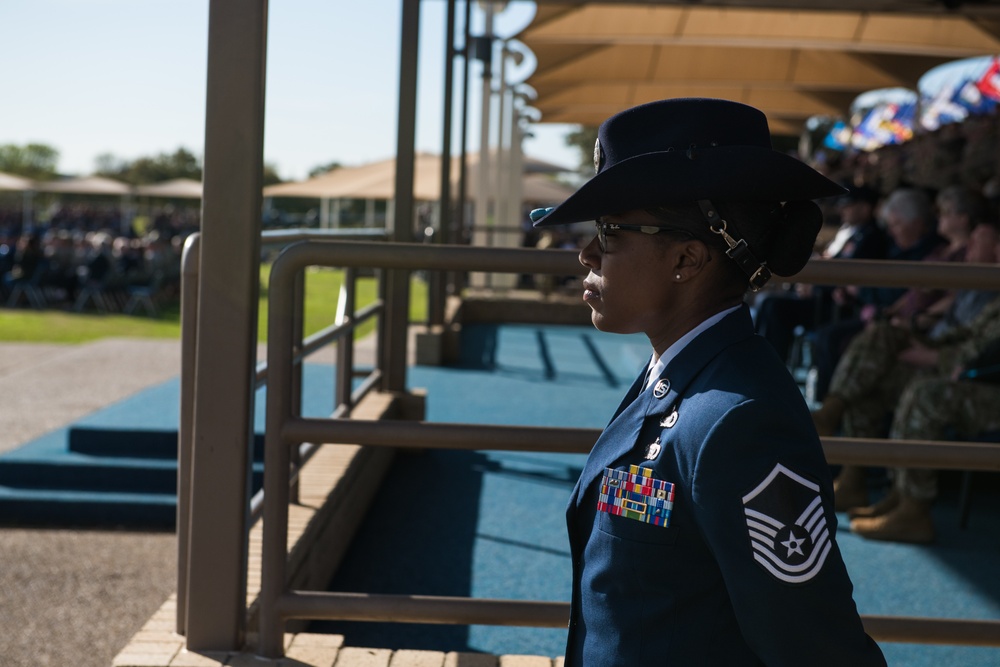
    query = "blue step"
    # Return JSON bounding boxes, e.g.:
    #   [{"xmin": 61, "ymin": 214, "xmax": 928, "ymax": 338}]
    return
[
  {"xmin": 0, "ymin": 485, "xmax": 177, "ymax": 527},
  {"xmin": 68, "ymin": 427, "xmax": 180, "ymax": 459},
  {"xmin": 0, "ymin": 418, "xmax": 264, "ymax": 526},
  {"xmin": 0, "ymin": 456, "xmax": 177, "ymax": 493},
  {"xmin": 67, "ymin": 426, "xmax": 266, "ymax": 460},
  {"xmin": 0, "ymin": 456, "xmax": 264, "ymax": 495}
]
